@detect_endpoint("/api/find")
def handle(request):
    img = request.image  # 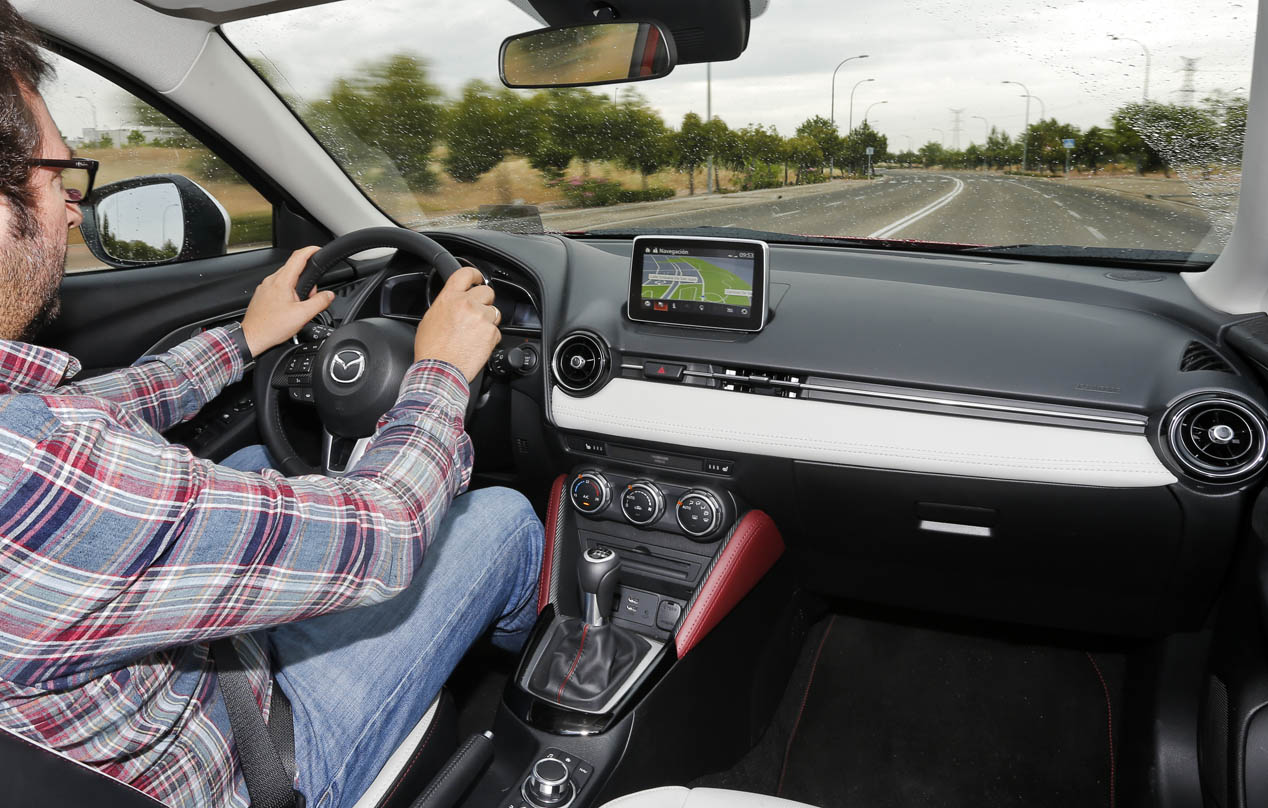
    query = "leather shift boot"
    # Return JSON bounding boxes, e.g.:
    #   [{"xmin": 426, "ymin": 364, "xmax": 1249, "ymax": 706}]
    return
[{"xmin": 528, "ymin": 619, "xmax": 650, "ymax": 711}]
